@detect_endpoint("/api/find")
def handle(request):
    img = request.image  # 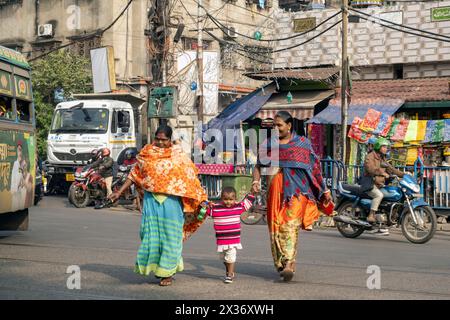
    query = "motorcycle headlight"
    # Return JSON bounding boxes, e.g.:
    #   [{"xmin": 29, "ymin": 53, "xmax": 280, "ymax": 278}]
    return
[
  {"xmin": 75, "ymin": 172, "xmax": 81, "ymax": 178},
  {"xmin": 47, "ymin": 167, "xmax": 55, "ymax": 174},
  {"xmin": 120, "ymin": 165, "xmax": 128, "ymax": 171}
]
